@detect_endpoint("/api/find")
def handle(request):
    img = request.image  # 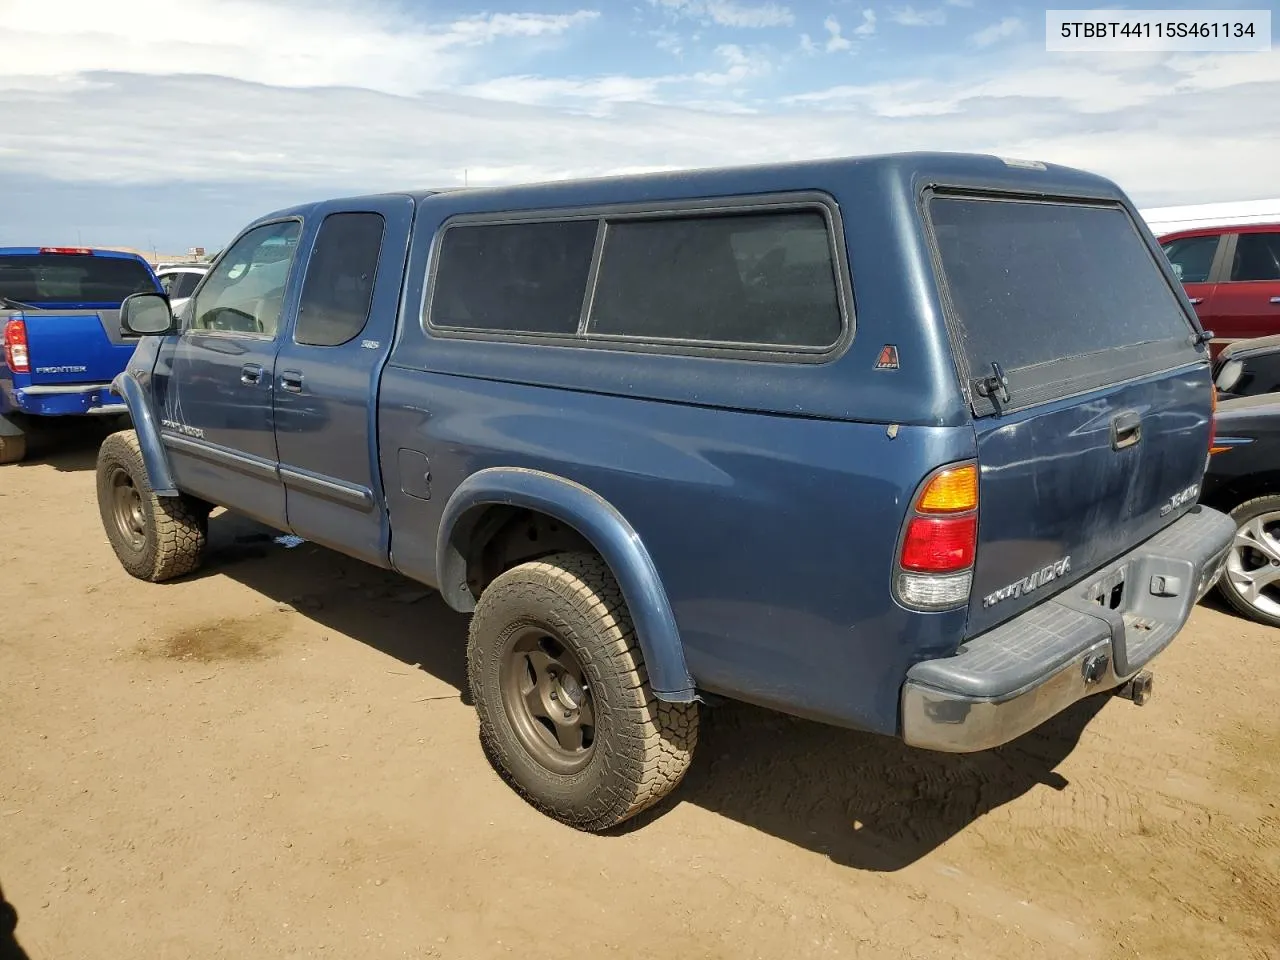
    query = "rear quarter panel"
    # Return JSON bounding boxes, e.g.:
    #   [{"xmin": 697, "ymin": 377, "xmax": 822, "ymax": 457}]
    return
[{"xmin": 379, "ymin": 371, "xmax": 975, "ymax": 734}]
